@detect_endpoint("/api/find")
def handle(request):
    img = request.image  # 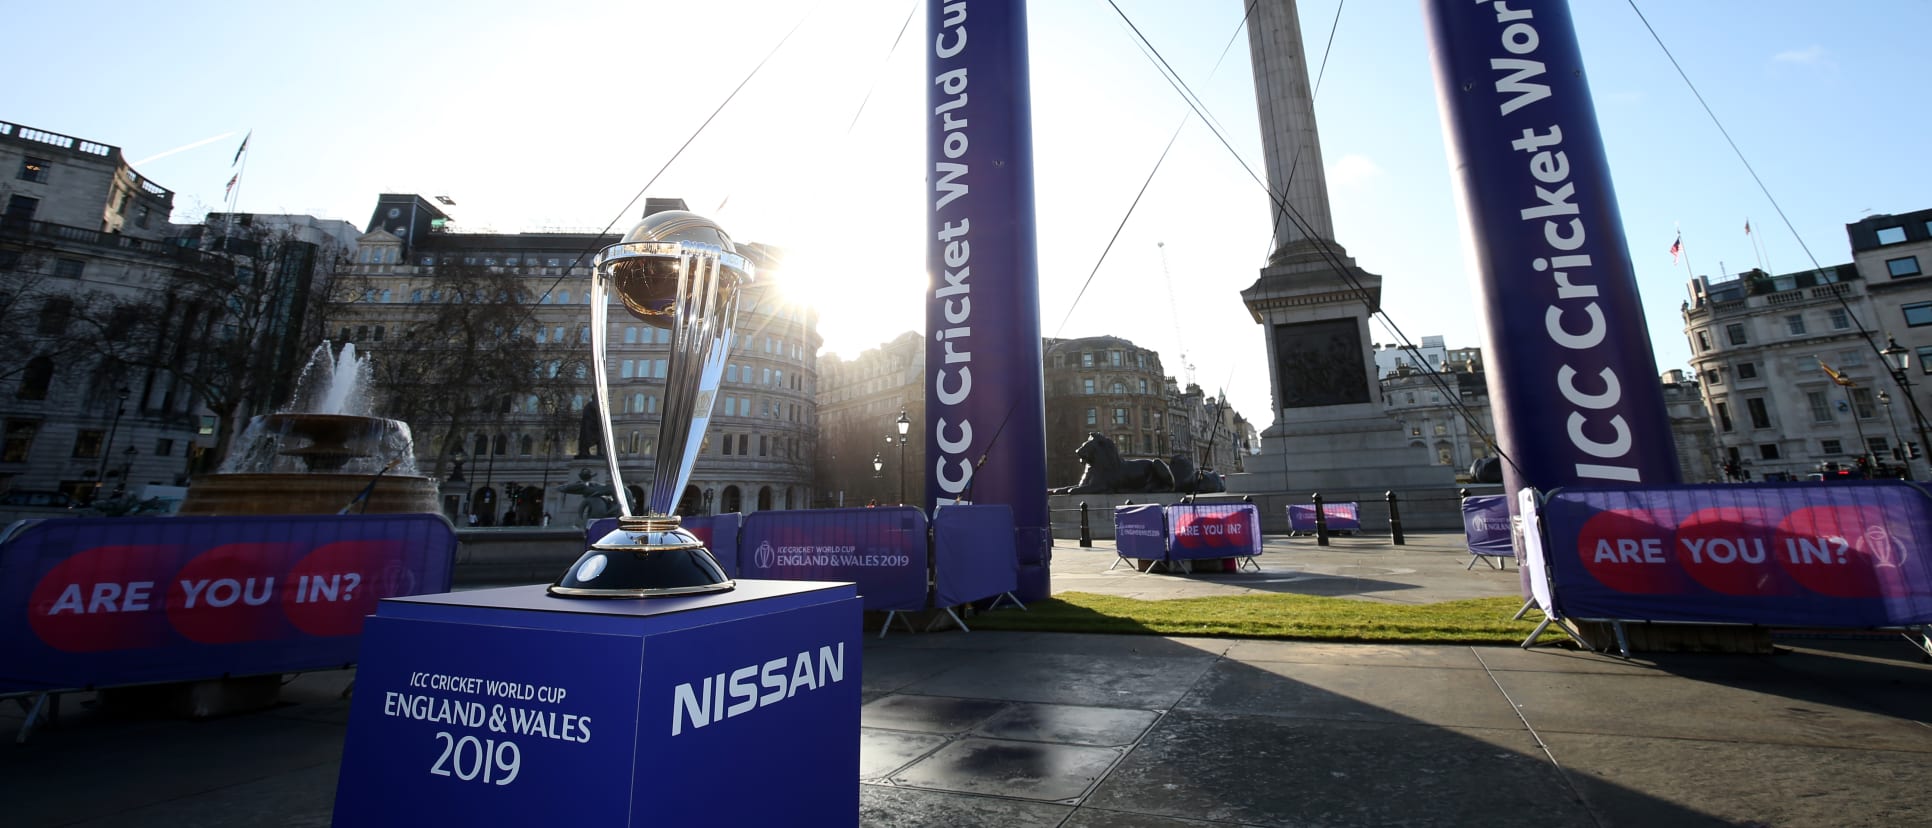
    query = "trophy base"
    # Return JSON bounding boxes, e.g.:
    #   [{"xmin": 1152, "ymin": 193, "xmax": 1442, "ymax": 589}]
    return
[{"xmin": 549, "ymin": 515, "xmax": 737, "ymax": 598}]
